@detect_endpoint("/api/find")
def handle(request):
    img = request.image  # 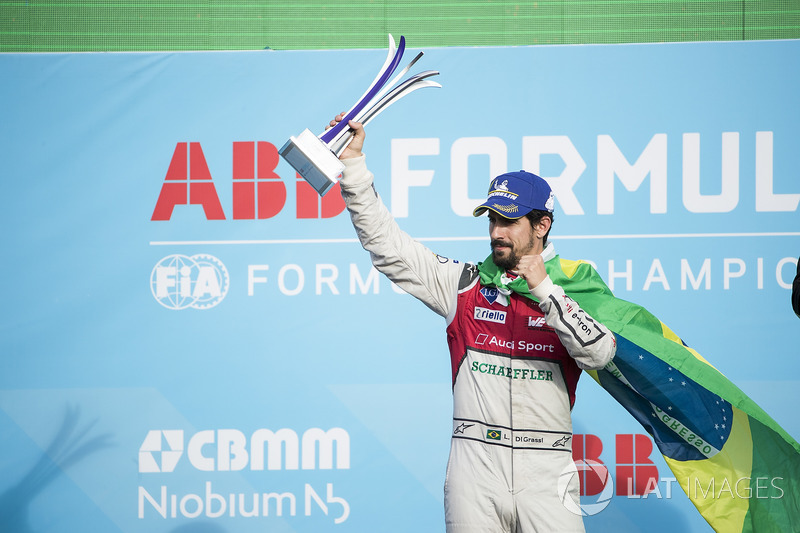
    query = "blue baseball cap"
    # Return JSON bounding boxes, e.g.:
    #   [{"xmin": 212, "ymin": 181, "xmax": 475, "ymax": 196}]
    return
[{"xmin": 472, "ymin": 171, "xmax": 554, "ymax": 219}]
